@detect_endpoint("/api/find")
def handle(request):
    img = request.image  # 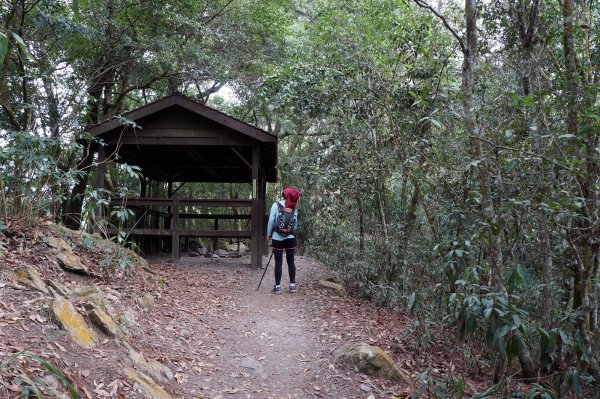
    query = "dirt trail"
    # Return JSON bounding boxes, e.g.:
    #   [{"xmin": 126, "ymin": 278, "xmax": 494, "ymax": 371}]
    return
[
  {"xmin": 1, "ymin": 245, "xmax": 481, "ymax": 398},
  {"xmin": 0, "ymin": 225, "xmax": 503, "ymax": 398},
  {"xmin": 138, "ymin": 255, "xmax": 368, "ymax": 399}
]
